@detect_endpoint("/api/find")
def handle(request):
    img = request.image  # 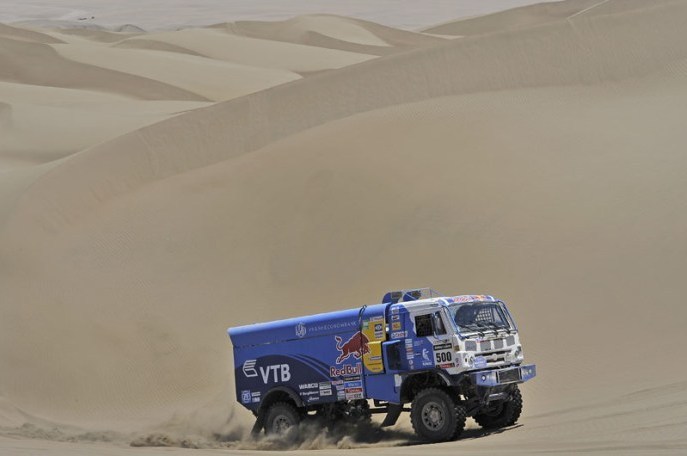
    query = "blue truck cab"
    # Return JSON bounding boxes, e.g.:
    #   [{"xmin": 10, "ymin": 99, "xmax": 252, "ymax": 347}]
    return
[{"xmin": 227, "ymin": 288, "xmax": 536, "ymax": 442}]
